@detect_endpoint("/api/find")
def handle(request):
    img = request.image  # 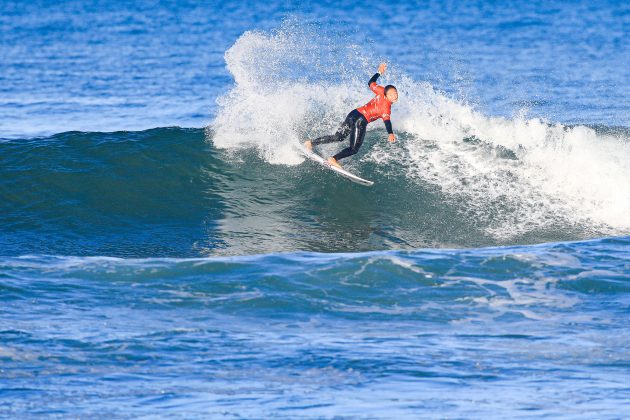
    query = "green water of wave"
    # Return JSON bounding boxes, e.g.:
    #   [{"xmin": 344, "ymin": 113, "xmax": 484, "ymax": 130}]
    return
[{"xmin": 0, "ymin": 127, "xmax": 612, "ymax": 258}]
